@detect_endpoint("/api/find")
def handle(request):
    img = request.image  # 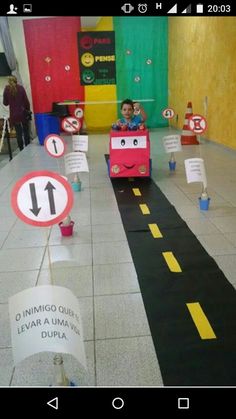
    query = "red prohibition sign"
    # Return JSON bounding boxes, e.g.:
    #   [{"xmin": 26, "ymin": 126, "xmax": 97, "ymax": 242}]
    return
[
  {"xmin": 61, "ymin": 116, "xmax": 81, "ymax": 133},
  {"xmin": 11, "ymin": 171, "xmax": 74, "ymax": 227},
  {"xmin": 188, "ymin": 114, "xmax": 207, "ymax": 134}
]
